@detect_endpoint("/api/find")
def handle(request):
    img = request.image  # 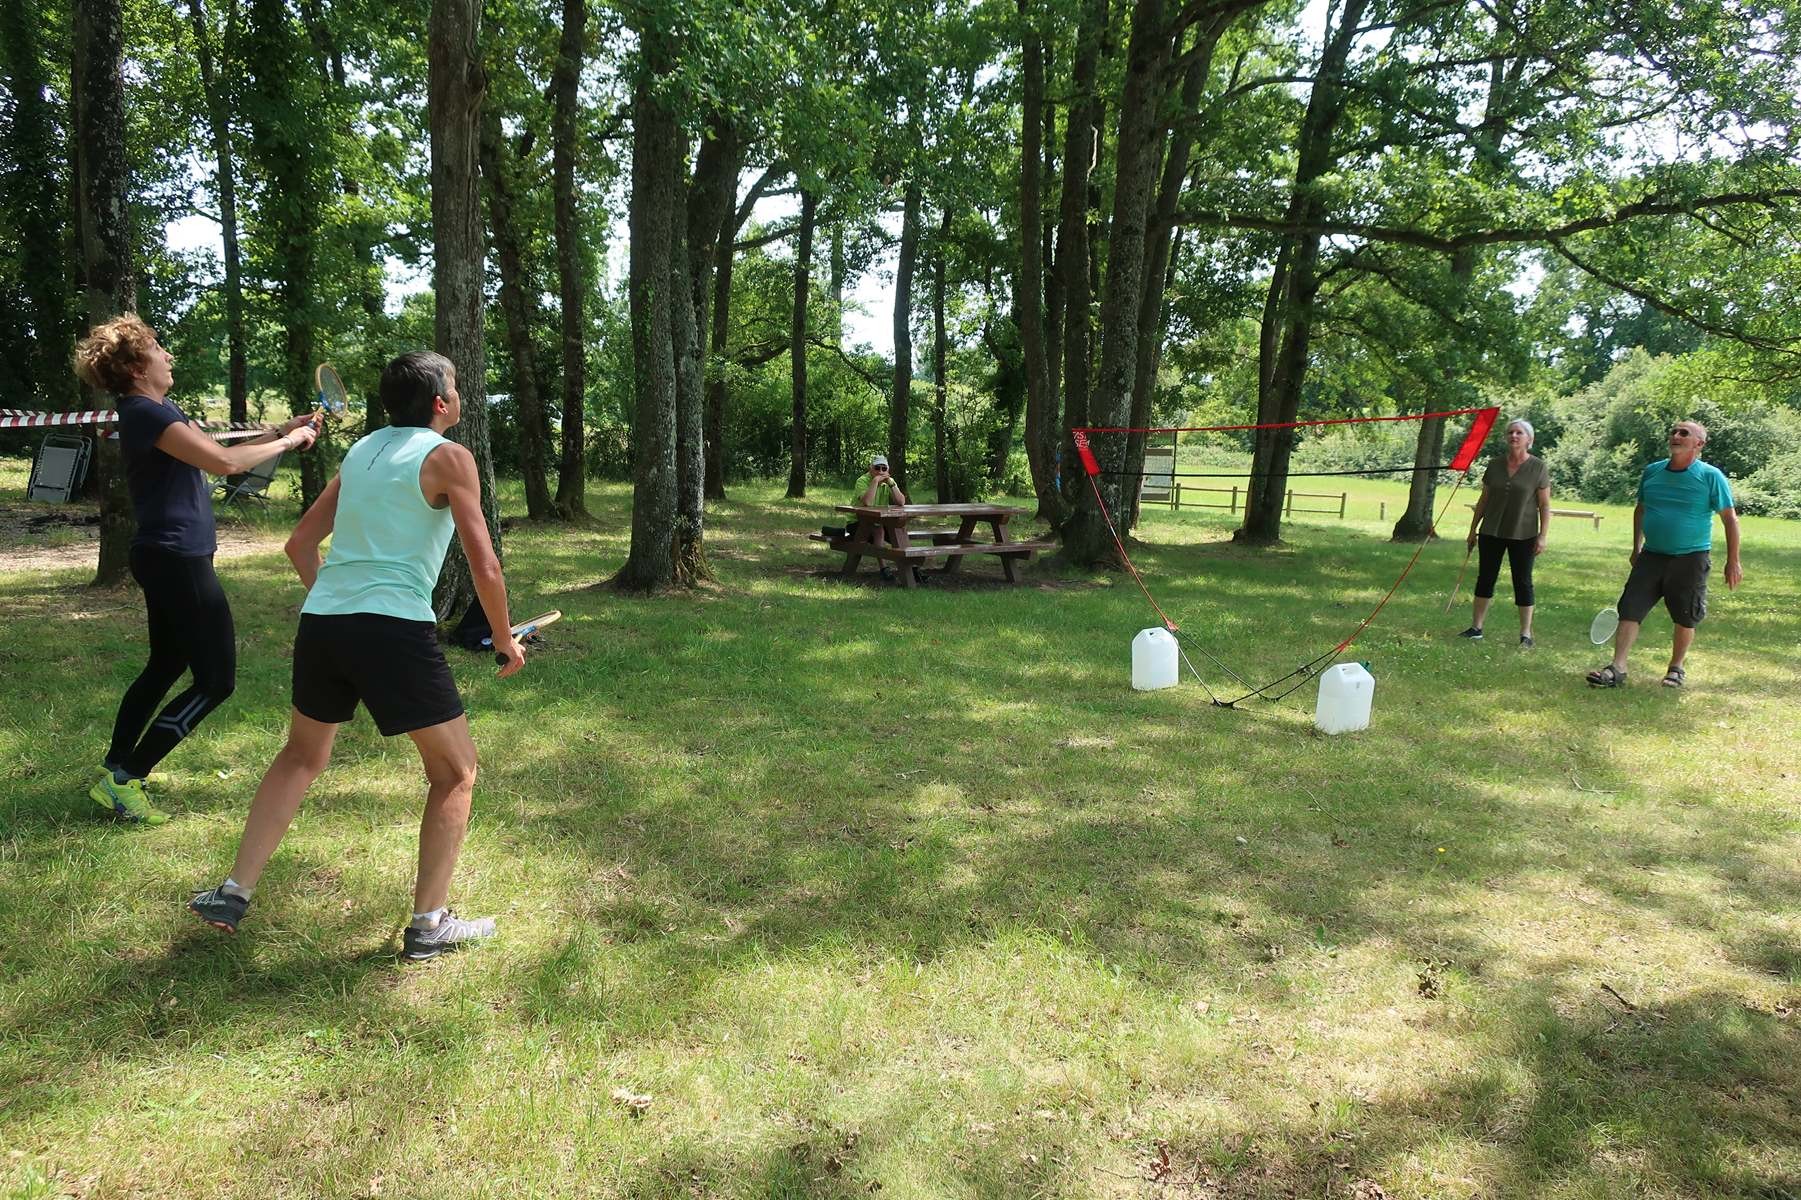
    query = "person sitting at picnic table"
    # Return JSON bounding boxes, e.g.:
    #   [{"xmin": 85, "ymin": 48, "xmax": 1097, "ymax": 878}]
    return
[
  {"xmin": 856, "ymin": 453, "xmax": 907, "ymax": 508},
  {"xmin": 837, "ymin": 454, "xmax": 915, "ymax": 582}
]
